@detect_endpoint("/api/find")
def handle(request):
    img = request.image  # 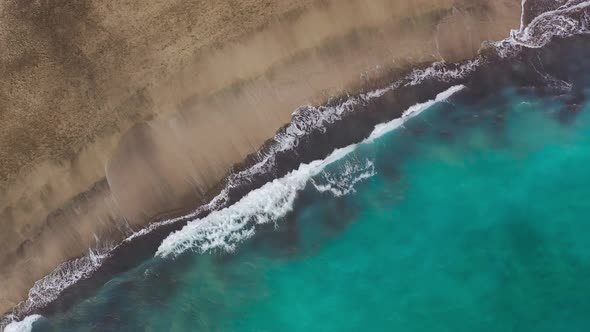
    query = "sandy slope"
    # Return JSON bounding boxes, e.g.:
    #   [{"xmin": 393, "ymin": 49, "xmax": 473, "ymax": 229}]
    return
[{"xmin": 0, "ymin": 0, "xmax": 521, "ymax": 314}]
